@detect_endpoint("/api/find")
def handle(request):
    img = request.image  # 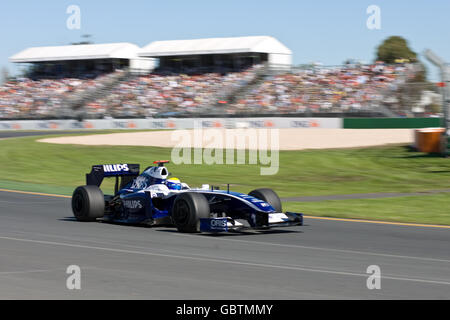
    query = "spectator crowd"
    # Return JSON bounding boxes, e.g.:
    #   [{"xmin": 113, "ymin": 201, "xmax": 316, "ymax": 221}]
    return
[
  {"xmin": 0, "ymin": 71, "xmax": 121, "ymax": 119},
  {"xmin": 0, "ymin": 62, "xmax": 417, "ymax": 119},
  {"xmin": 84, "ymin": 65, "xmax": 262, "ymax": 118},
  {"xmin": 228, "ymin": 62, "xmax": 410, "ymax": 114}
]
